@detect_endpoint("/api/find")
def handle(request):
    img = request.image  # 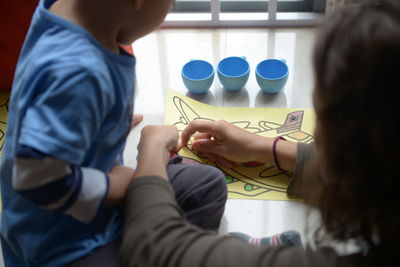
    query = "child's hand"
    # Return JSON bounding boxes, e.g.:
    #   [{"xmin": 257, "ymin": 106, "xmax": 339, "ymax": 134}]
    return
[
  {"xmin": 180, "ymin": 120, "xmax": 274, "ymax": 168},
  {"xmin": 131, "ymin": 114, "xmax": 144, "ymax": 128},
  {"xmin": 138, "ymin": 125, "xmax": 179, "ymax": 157},
  {"xmin": 134, "ymin": 125, "xmax": 179, "ymax": 179}
]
